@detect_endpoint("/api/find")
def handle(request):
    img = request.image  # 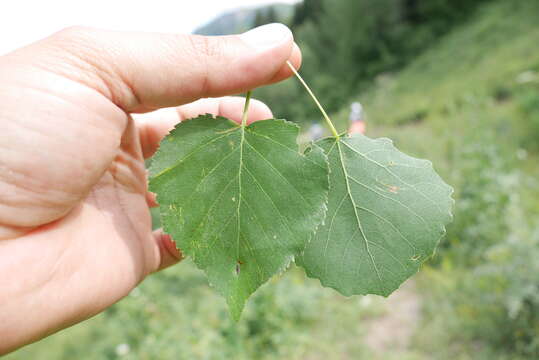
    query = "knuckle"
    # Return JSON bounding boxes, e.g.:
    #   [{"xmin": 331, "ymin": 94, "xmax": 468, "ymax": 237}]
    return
[
  {"xmin": 46, "ymin": 27, "xmax": 132, "ymax": 108},
  {"xmin": 183, "ymin": 35, "xmax": 226, "ymax": 96},
  {"xmin": 49, "ymin": 26, "xmax": 102, "ymax": 62},
  {"xmin": 55, "ymin": 25, "xmax": 96, "ymax": 43},
  {"xmin": 188, "ymin": 35, "xmax": 223, "ymax": 59}
]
